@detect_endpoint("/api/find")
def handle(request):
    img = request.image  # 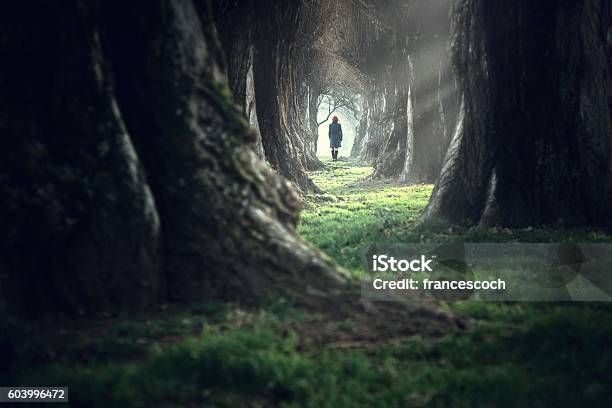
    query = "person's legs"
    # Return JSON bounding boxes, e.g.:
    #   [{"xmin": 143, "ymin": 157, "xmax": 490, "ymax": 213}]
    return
[{"xmin": 331, "ymin": 149, "xmax": 335, "ymax": 161}]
